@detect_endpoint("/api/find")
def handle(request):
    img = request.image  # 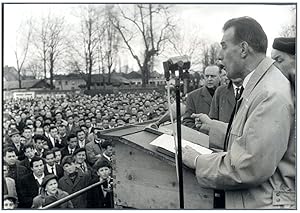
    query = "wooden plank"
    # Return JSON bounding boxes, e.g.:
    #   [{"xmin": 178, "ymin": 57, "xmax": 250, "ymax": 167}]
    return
[{"xmin": 113, "ymin": 140, "xmax": 213, "ymax": 209}]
